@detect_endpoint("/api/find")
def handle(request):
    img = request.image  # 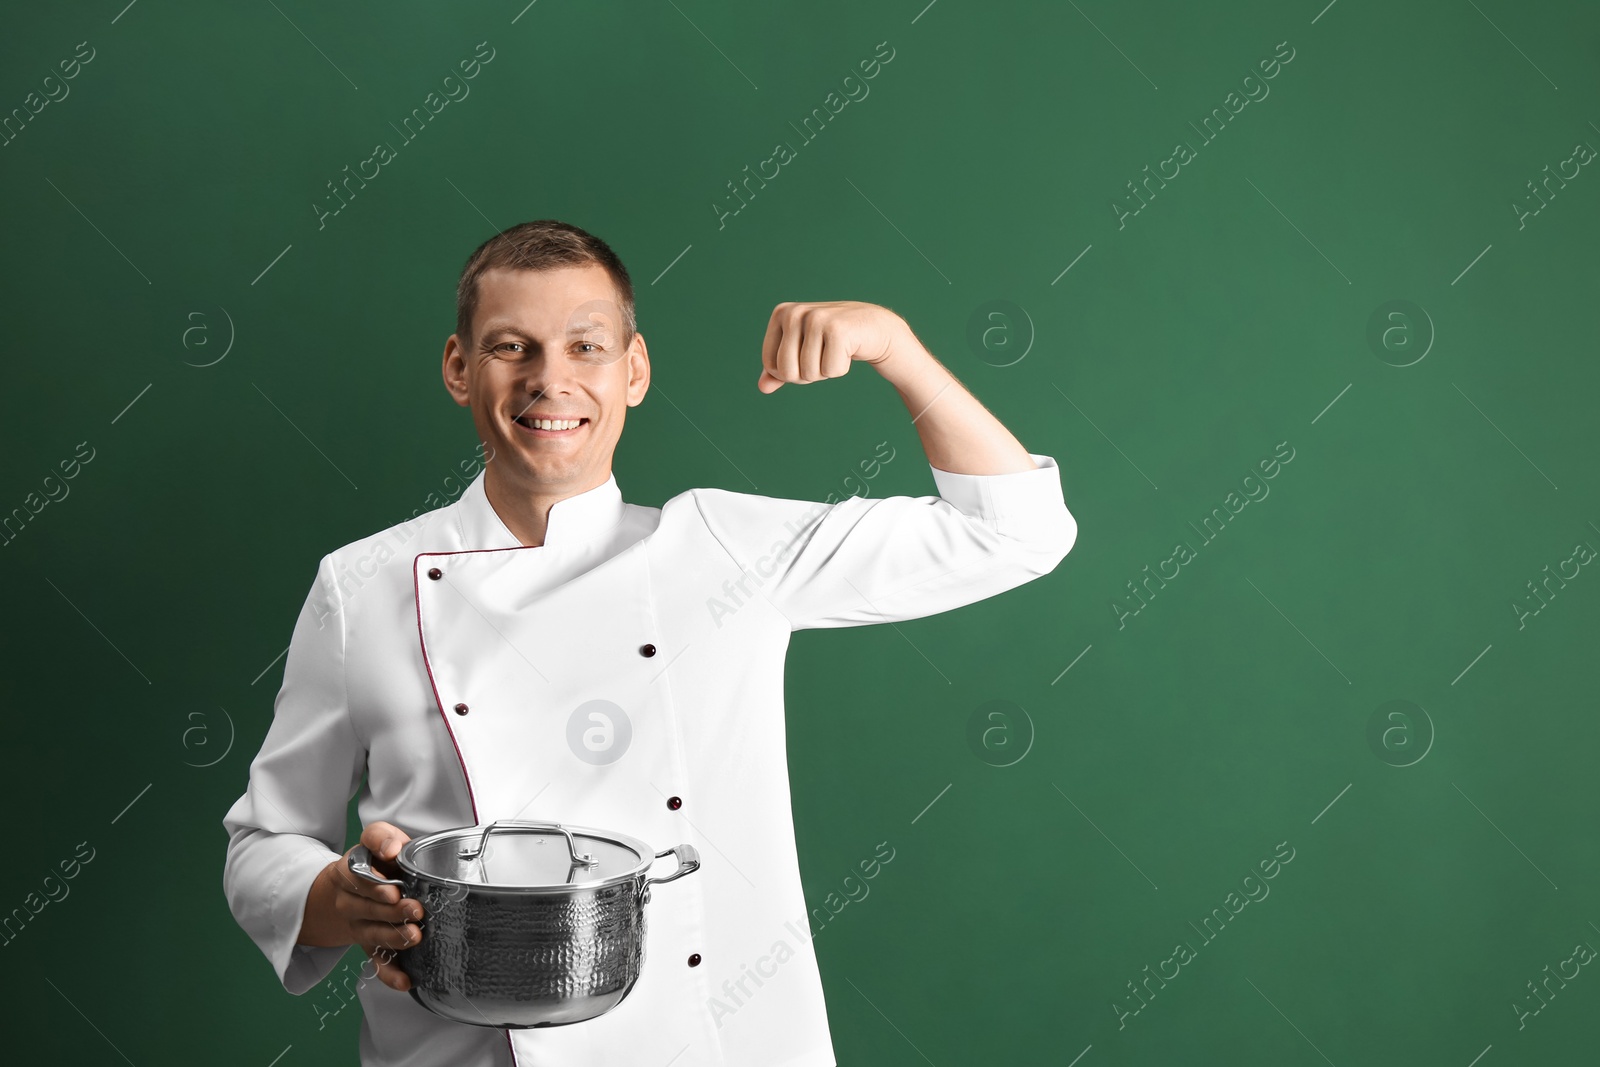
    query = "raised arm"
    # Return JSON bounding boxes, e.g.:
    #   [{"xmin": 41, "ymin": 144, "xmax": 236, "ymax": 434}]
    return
[
  {"xmin": 755, "ymin": 300, "xmax": 1041, "ymax": 478},
  {"xmin": 698, "ymin": 301, "xmax": 1075, "ymax": 631}
]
